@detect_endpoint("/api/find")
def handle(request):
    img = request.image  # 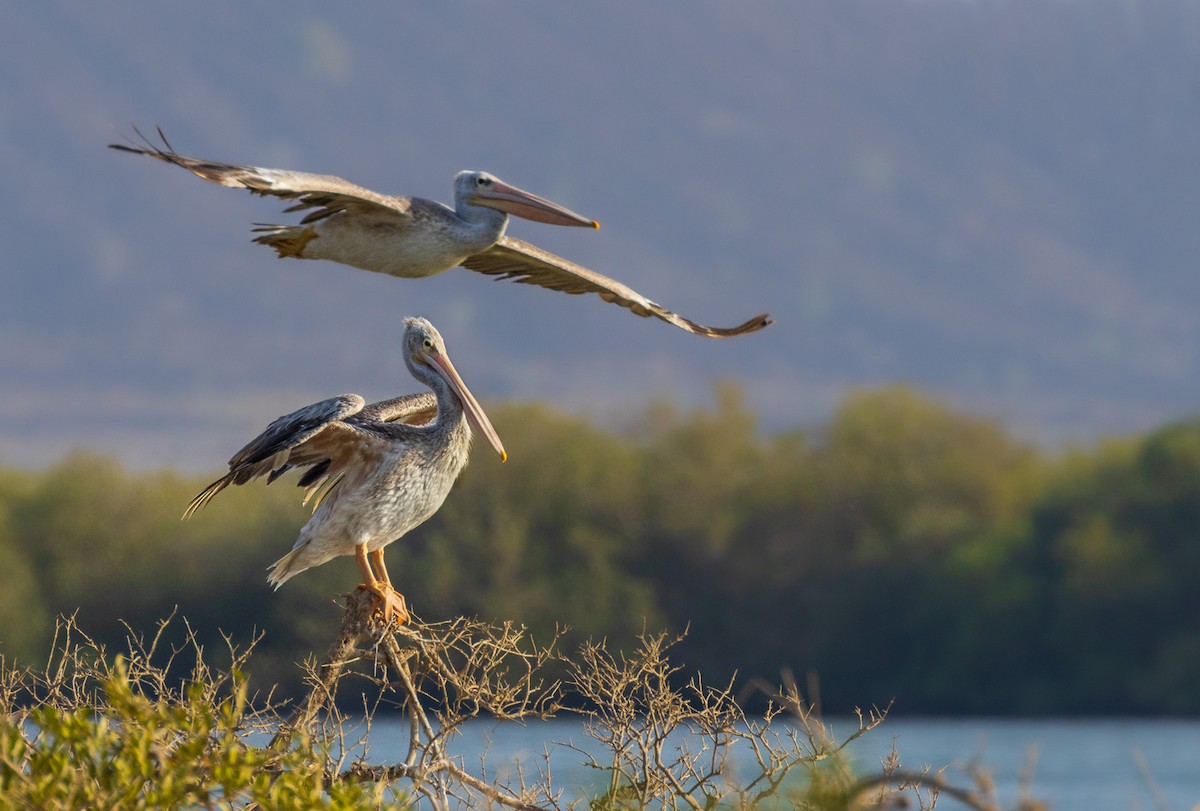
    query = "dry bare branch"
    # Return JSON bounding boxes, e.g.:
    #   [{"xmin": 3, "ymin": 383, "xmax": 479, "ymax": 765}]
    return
[{"xmin": 0, "ymin": 597, "xmax": 1038, "ymax": 810}]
